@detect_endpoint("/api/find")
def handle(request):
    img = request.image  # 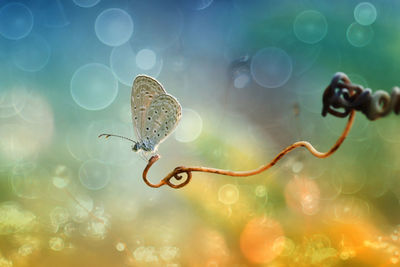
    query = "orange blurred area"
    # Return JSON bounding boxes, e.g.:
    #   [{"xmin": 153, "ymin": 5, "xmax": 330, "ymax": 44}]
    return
[{"xmin": 240, "ymin": 216, "xmax": 284, "ymax": 264}]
